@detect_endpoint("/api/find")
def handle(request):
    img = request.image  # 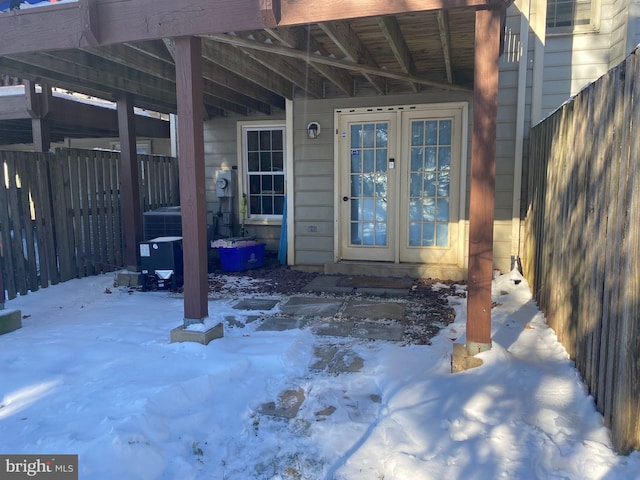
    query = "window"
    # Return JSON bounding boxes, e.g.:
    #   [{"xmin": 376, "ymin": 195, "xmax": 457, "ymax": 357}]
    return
[
  {"xmin": 546, "ymin": 0, "xmax": 599, "ymax": 33},
  {"xmin": 239, "ymin": 123, "xmax": 286, "ymax": 222}
]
